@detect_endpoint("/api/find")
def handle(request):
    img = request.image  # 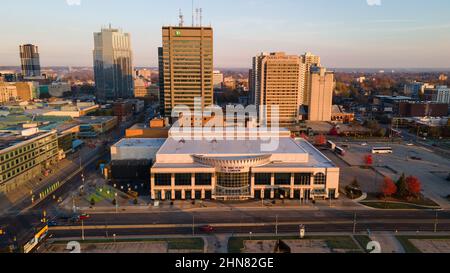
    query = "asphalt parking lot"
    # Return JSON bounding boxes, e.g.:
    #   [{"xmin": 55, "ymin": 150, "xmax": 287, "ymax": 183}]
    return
[{"xmin": 325, "ymin": 142, "xmax": 450, "ymax": 208}]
